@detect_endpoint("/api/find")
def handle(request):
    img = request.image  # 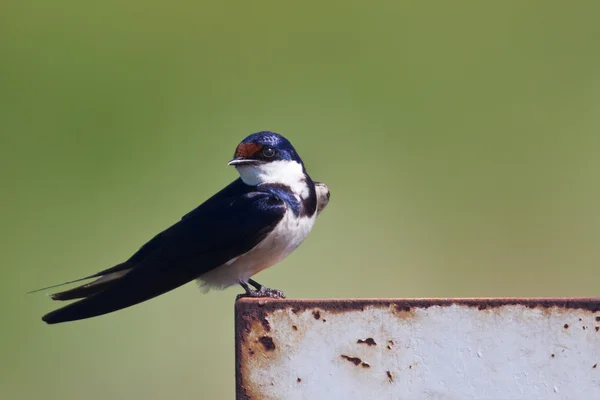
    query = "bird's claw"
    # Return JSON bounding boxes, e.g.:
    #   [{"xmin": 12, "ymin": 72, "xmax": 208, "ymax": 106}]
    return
[
  {"xmin": 237, "ymin": 286, "xmax": 286, "ymax": 300},
  {"xmin": 256, "ymin": 286, "xmax": 285, "ymax": 299}
]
